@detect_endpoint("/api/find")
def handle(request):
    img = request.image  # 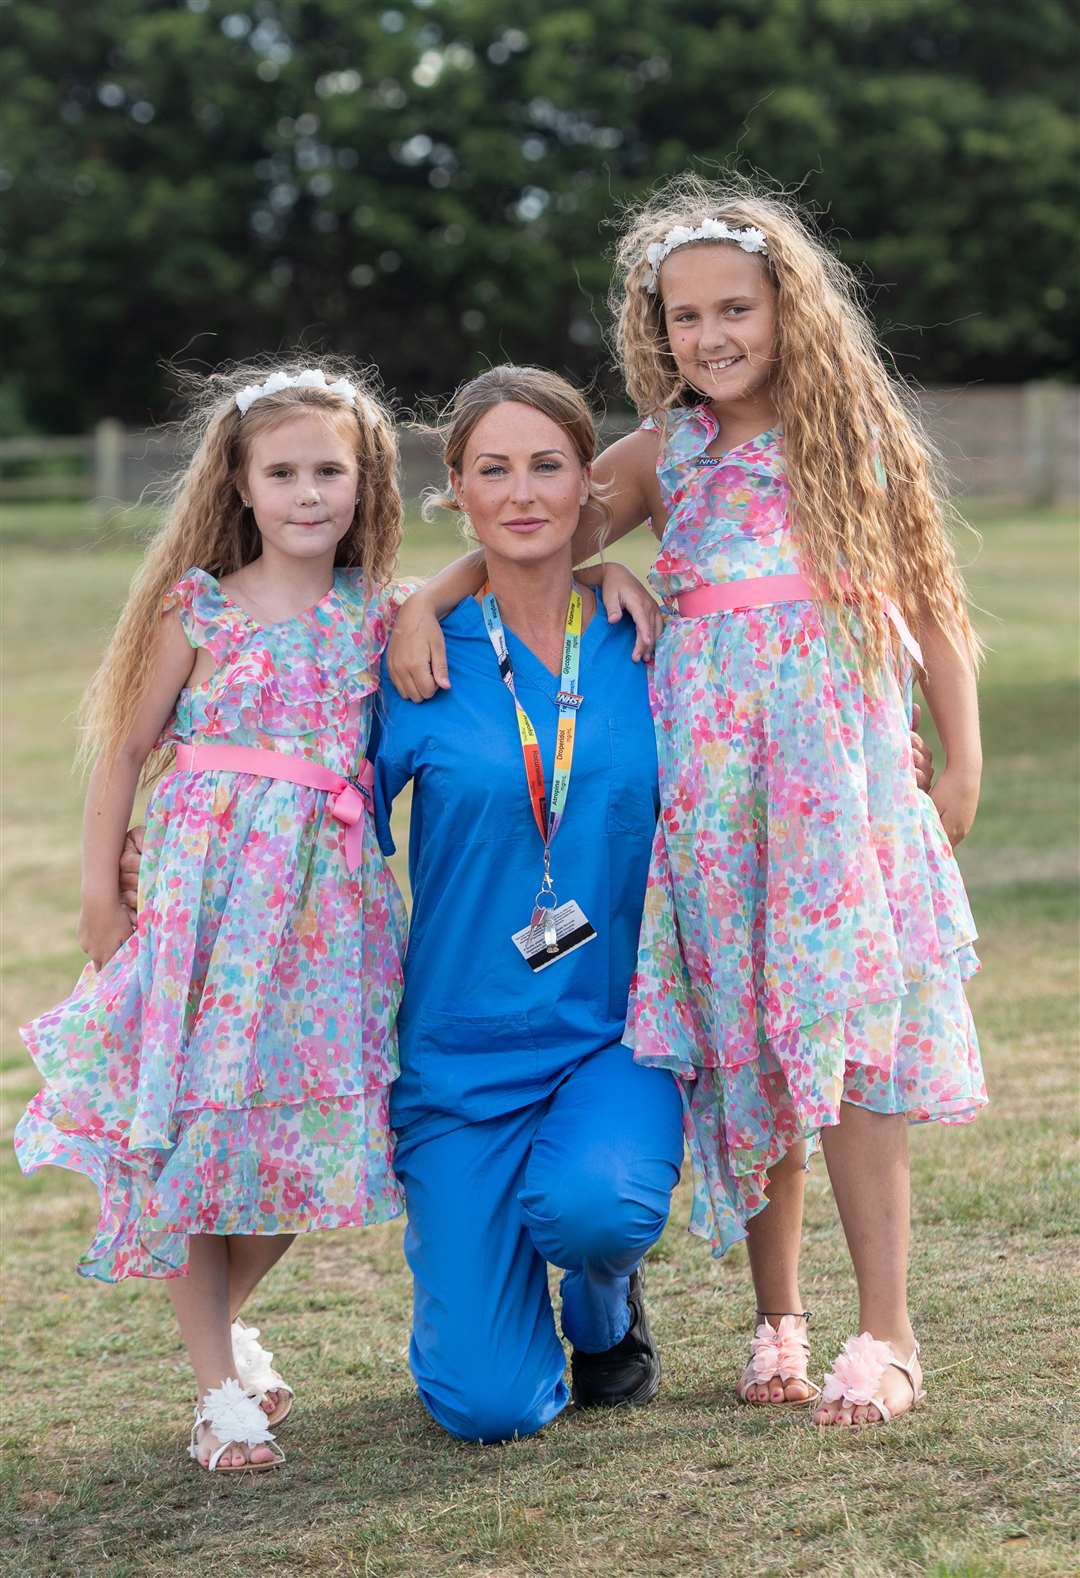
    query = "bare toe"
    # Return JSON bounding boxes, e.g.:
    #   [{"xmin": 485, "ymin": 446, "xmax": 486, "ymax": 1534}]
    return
[{"xmin": 785, "ymin": 1377, "xmax": 811, "ymax": 1403}]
